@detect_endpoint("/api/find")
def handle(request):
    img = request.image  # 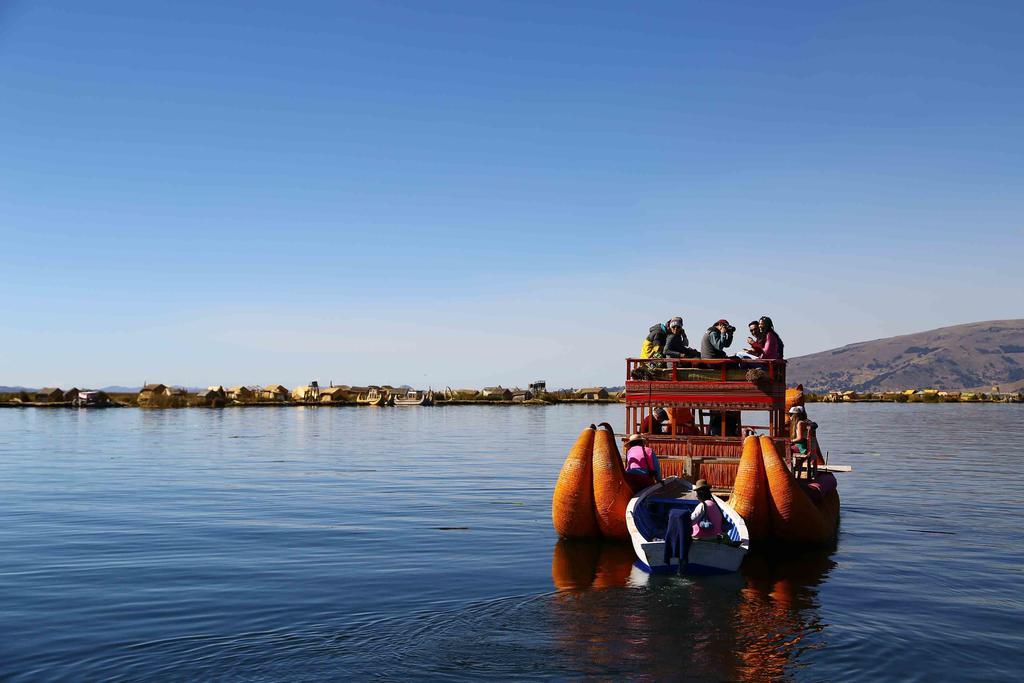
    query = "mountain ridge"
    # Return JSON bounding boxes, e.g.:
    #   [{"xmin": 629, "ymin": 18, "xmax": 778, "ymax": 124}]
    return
[{"xmin": 786, "ymin": 319, "xmax": 1024, "ymax": 393}]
